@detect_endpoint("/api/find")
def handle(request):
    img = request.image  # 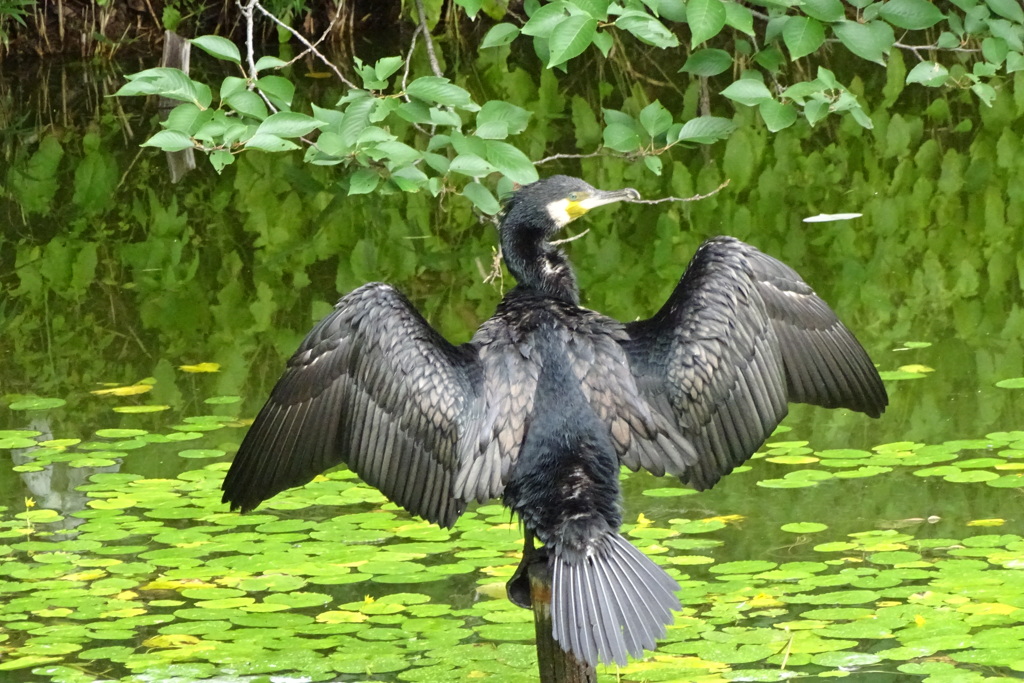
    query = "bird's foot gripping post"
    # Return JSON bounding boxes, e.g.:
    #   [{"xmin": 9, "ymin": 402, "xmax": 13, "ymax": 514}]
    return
[{"xmin": 508, "ymin": 534, "xmax": 596, "ymax": 683}]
